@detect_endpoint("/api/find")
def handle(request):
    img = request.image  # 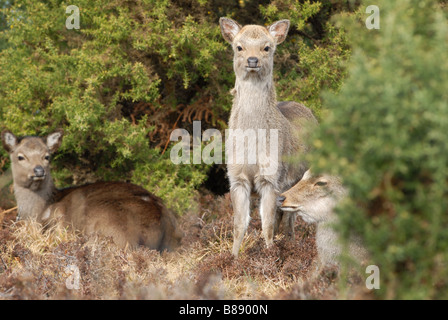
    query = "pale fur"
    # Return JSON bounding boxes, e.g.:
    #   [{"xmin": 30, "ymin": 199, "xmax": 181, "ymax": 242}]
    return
[
  {"xmin": 278, "ymin": 169, "xmax": 369, "ymax": 268},
  {"xmin": 220, "ymin": 18, "xmax": 317, "ymax": 257},
  {"xmin": 1, "ymin": 130, "xmax": 182, "ymax": 252}
]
